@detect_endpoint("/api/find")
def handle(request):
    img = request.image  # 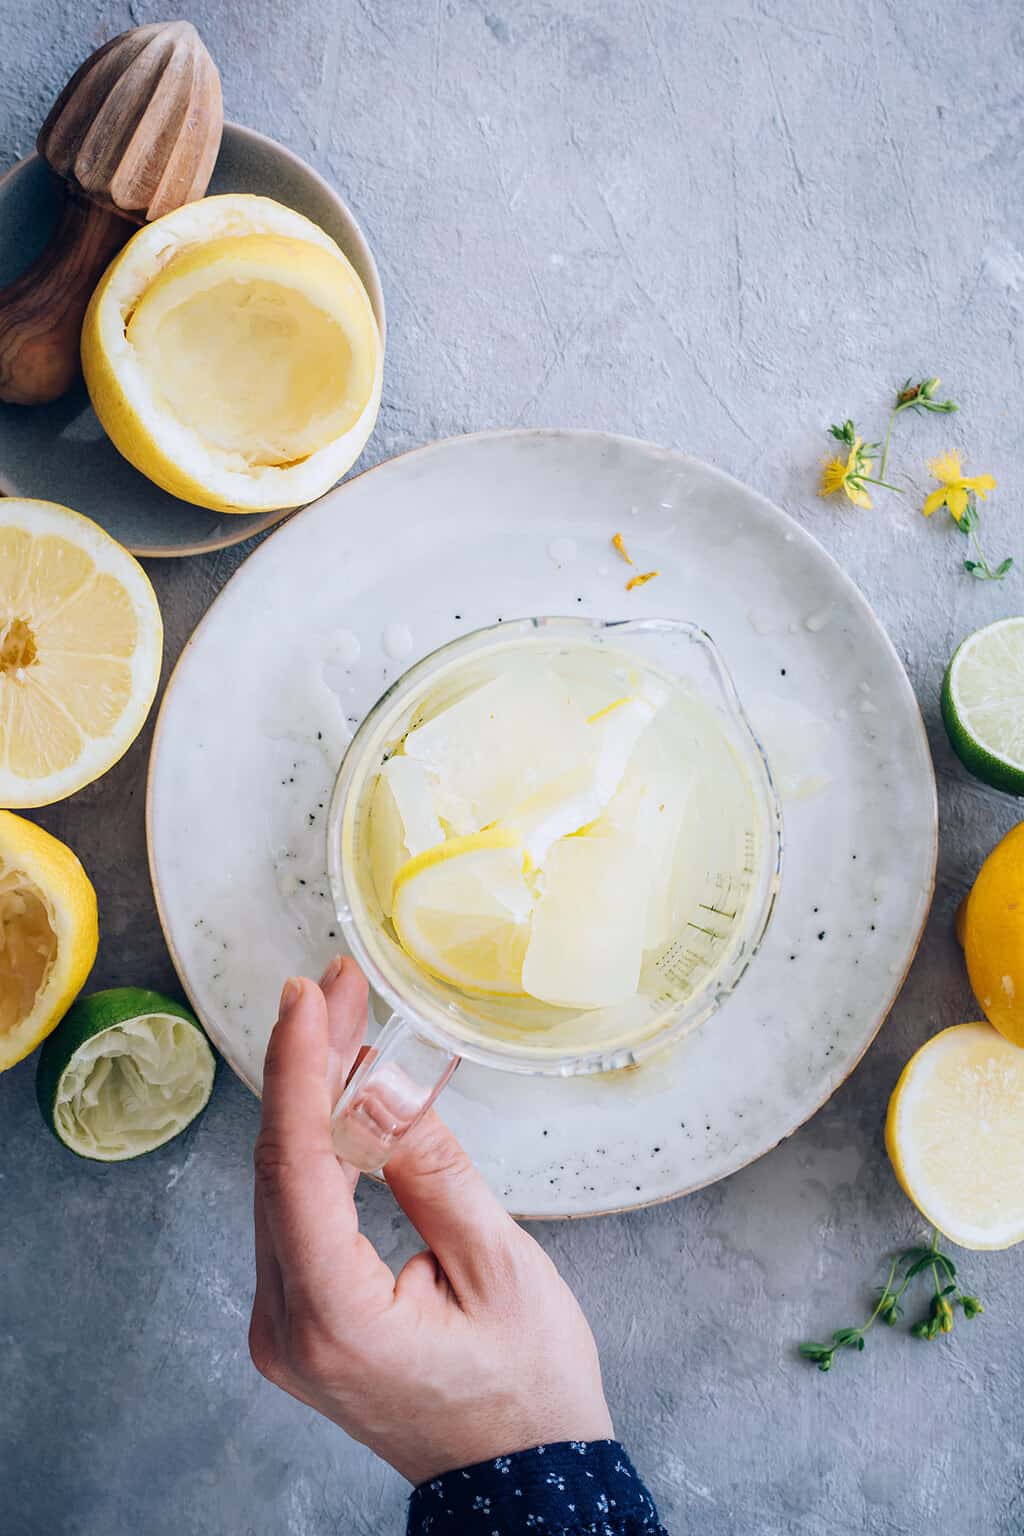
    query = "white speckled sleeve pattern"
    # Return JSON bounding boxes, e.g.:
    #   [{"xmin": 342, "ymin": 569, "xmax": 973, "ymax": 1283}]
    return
[{"xmin": 407, "ymin": 1440, "xmax": 670, "ymax": 1535}]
